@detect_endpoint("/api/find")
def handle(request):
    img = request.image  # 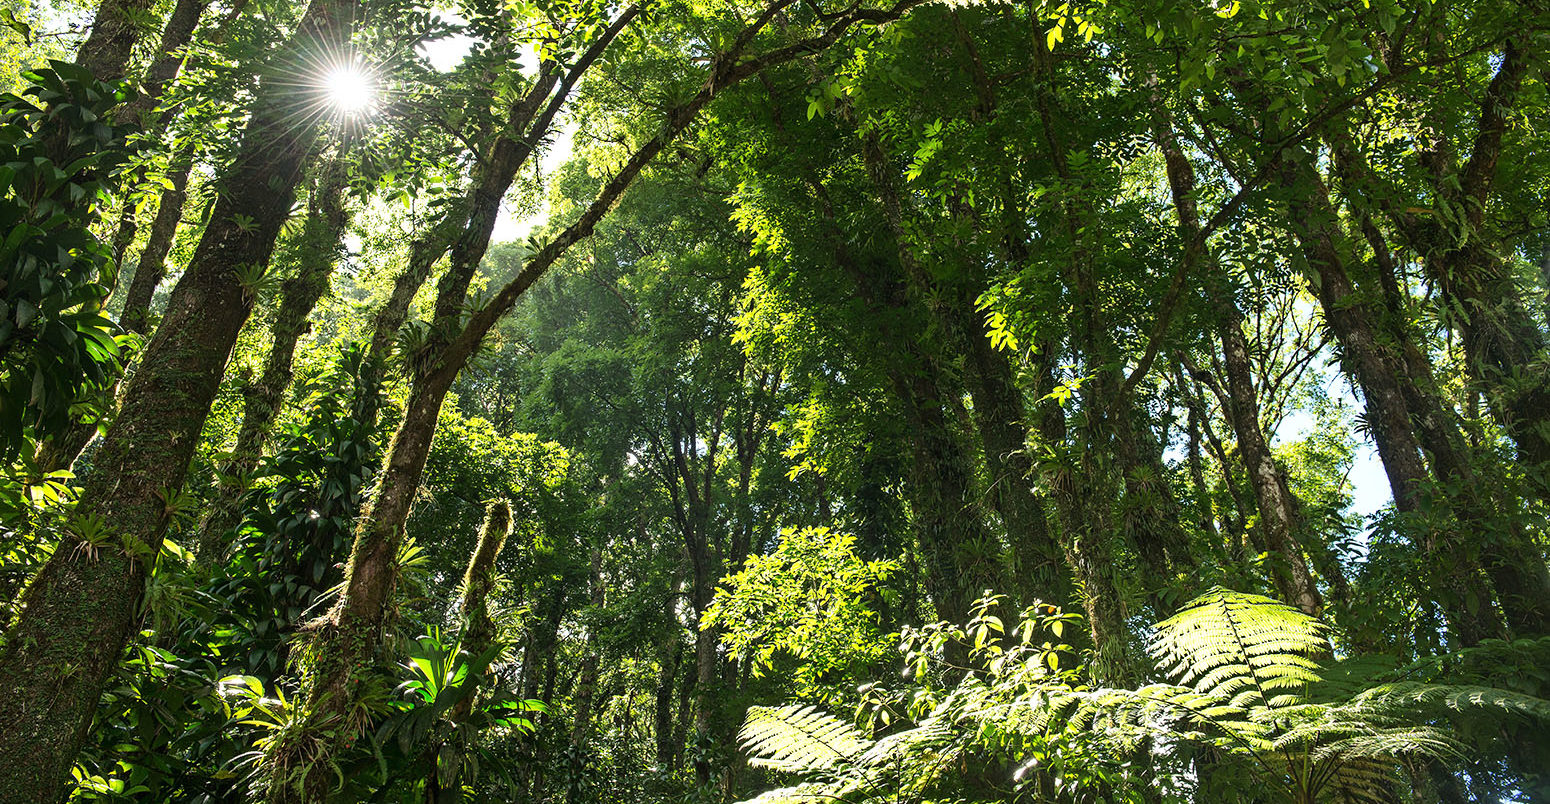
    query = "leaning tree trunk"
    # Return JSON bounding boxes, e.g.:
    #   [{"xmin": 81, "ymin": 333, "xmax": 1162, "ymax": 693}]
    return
[
  {"xmin": 1274, "ymin": 147, "xmax": 1498, "ymax": 645},
  {"xmin": 118, "ymin": 147, "xmax": 195, "ymax": 333},
  {"xmin": 1150, "ymin": 103, "xmax": 1321, "ymax": 615},
  {"xmin": 274, "ymin": 7, "xmax": 931, "ymax": 797},
  {"xmin": 103, "ymin": 0, "xmax": 216, "ymax": 276},
  {"xmin": 117, "ymin": 0, "xmax": 251, "ymax": 333},
  {"xmin": 0, "ymin": 0, "xmax": 357, "ymax": 797},
  {"xmin": 30, "ymin": 0, "xmax": 219, "ymax": 470},
  {"xmin": 1329, "ymin": 133, "xmax": 1550, "ymax": 639},
  {"xmin": 1415, "ymin": 41, "xmax": 1550, "ymax": 476},
  {"xmin": 195, "ymin": 159, "xmax": 351, "ymax": 561}
]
